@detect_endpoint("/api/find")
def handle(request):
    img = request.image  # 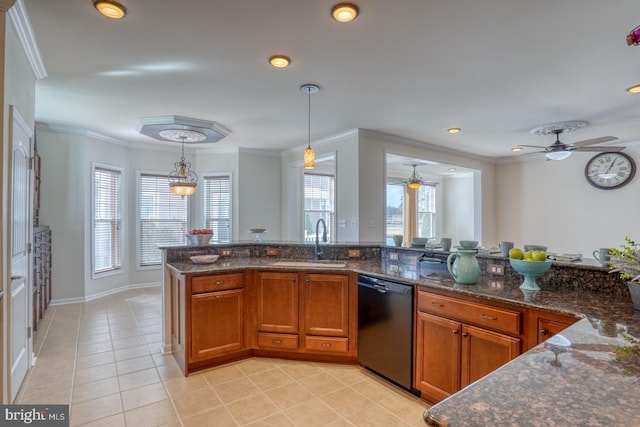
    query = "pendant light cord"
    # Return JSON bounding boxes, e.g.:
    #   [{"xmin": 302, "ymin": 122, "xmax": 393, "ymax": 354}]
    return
[{"xmin": 307, "ymin": 89, "xmax": 311, "ymax": 149}]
